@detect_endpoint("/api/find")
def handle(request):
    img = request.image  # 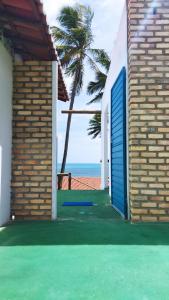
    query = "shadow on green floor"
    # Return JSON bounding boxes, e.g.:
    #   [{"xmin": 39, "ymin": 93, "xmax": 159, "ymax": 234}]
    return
[{"xmin": 0, "ymin": 190, "xmax": 169, "ymax": 246}]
